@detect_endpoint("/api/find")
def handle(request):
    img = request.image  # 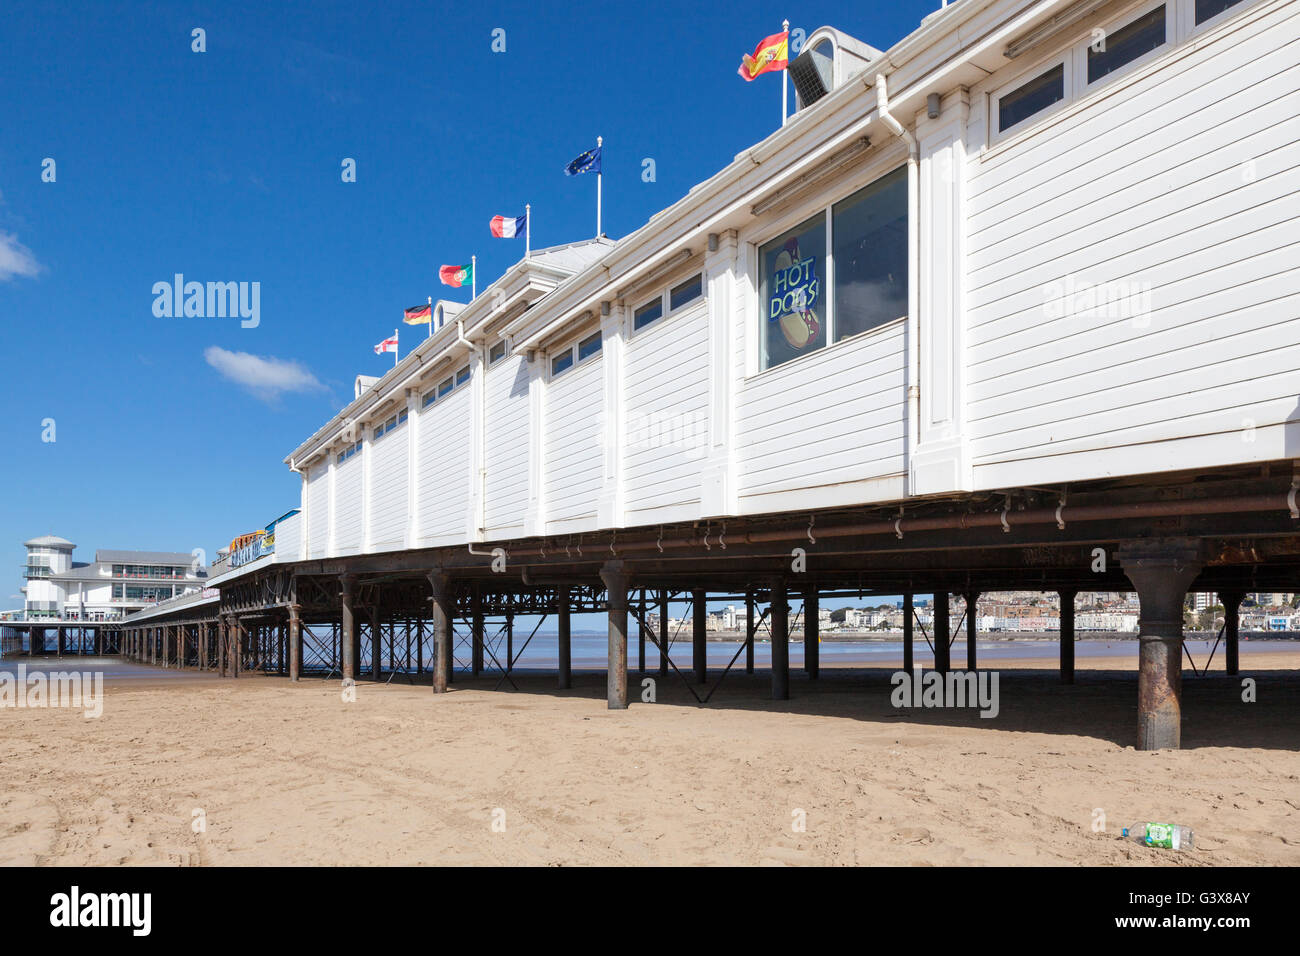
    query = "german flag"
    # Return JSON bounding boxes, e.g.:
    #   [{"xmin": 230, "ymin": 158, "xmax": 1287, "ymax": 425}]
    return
[
  {"xmin": 738, "ymin": 30, "xmax": 789, "ymax": 82},
  {"xmin": 403, "ymin": 303, "xmax": 432, "ymax": 325}
]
